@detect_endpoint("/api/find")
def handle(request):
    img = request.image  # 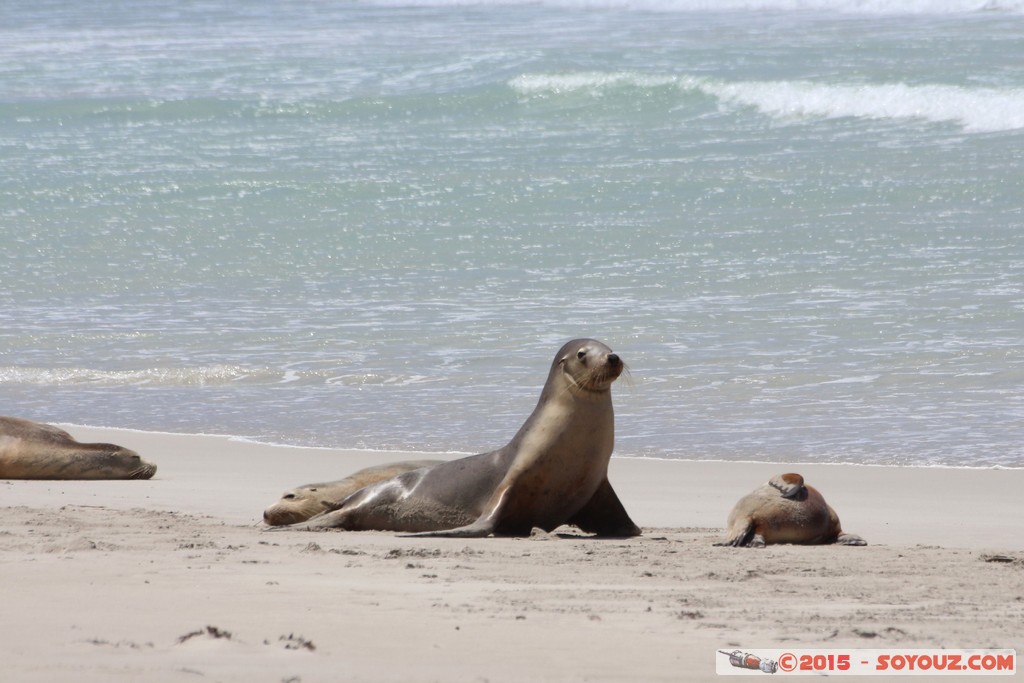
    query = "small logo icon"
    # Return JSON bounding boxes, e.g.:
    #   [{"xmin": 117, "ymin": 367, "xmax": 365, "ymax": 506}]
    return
[{"xmin": 719, "ymin": 650, "xmax": 779, "ymax": 674}]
